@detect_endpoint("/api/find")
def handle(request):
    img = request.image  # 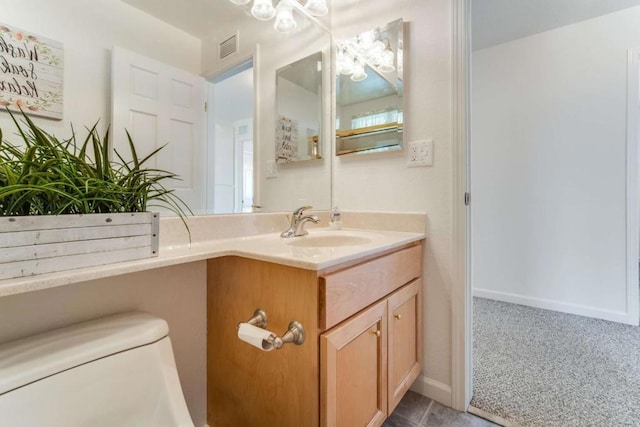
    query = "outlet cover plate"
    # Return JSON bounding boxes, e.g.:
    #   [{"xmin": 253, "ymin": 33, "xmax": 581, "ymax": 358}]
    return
[
  {"xmin": 266, "ymin": 160, "xmax": 278, "ymax": 178},
  {"xmin": 407, "ymin": 139, "xmax": 433, "ymax": 167}
]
